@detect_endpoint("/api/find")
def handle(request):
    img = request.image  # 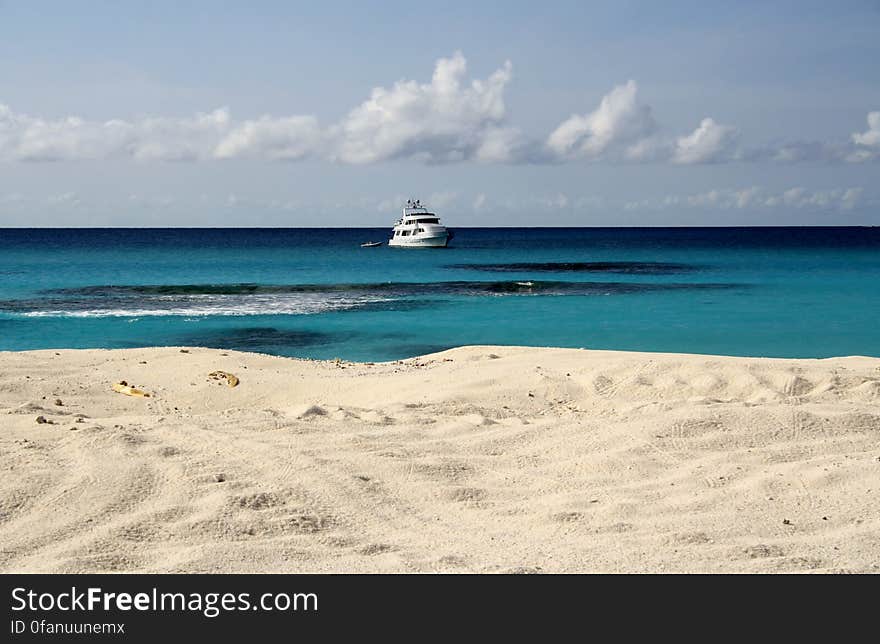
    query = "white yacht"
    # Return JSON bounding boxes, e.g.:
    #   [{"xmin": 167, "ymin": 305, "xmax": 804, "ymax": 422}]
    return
[{"xmin": 388, "ymin": 199, "xmax": 452, "ymax": 248}]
